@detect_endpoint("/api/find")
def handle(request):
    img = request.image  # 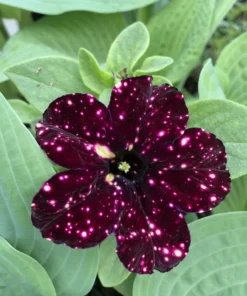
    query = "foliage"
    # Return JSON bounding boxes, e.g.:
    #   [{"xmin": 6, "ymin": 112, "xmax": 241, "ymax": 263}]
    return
[{"xmin": 0, "ymin": 0, "xmax": 246, "ymax": 295}]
